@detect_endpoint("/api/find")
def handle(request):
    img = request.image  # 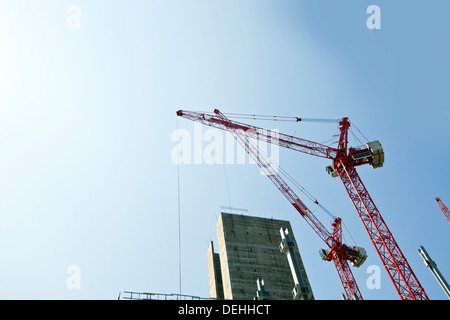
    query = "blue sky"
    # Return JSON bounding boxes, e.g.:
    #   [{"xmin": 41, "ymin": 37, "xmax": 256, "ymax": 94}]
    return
[{"xmin": 0, "ymin": 0, "xmax": 449, "ymax": 300}]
